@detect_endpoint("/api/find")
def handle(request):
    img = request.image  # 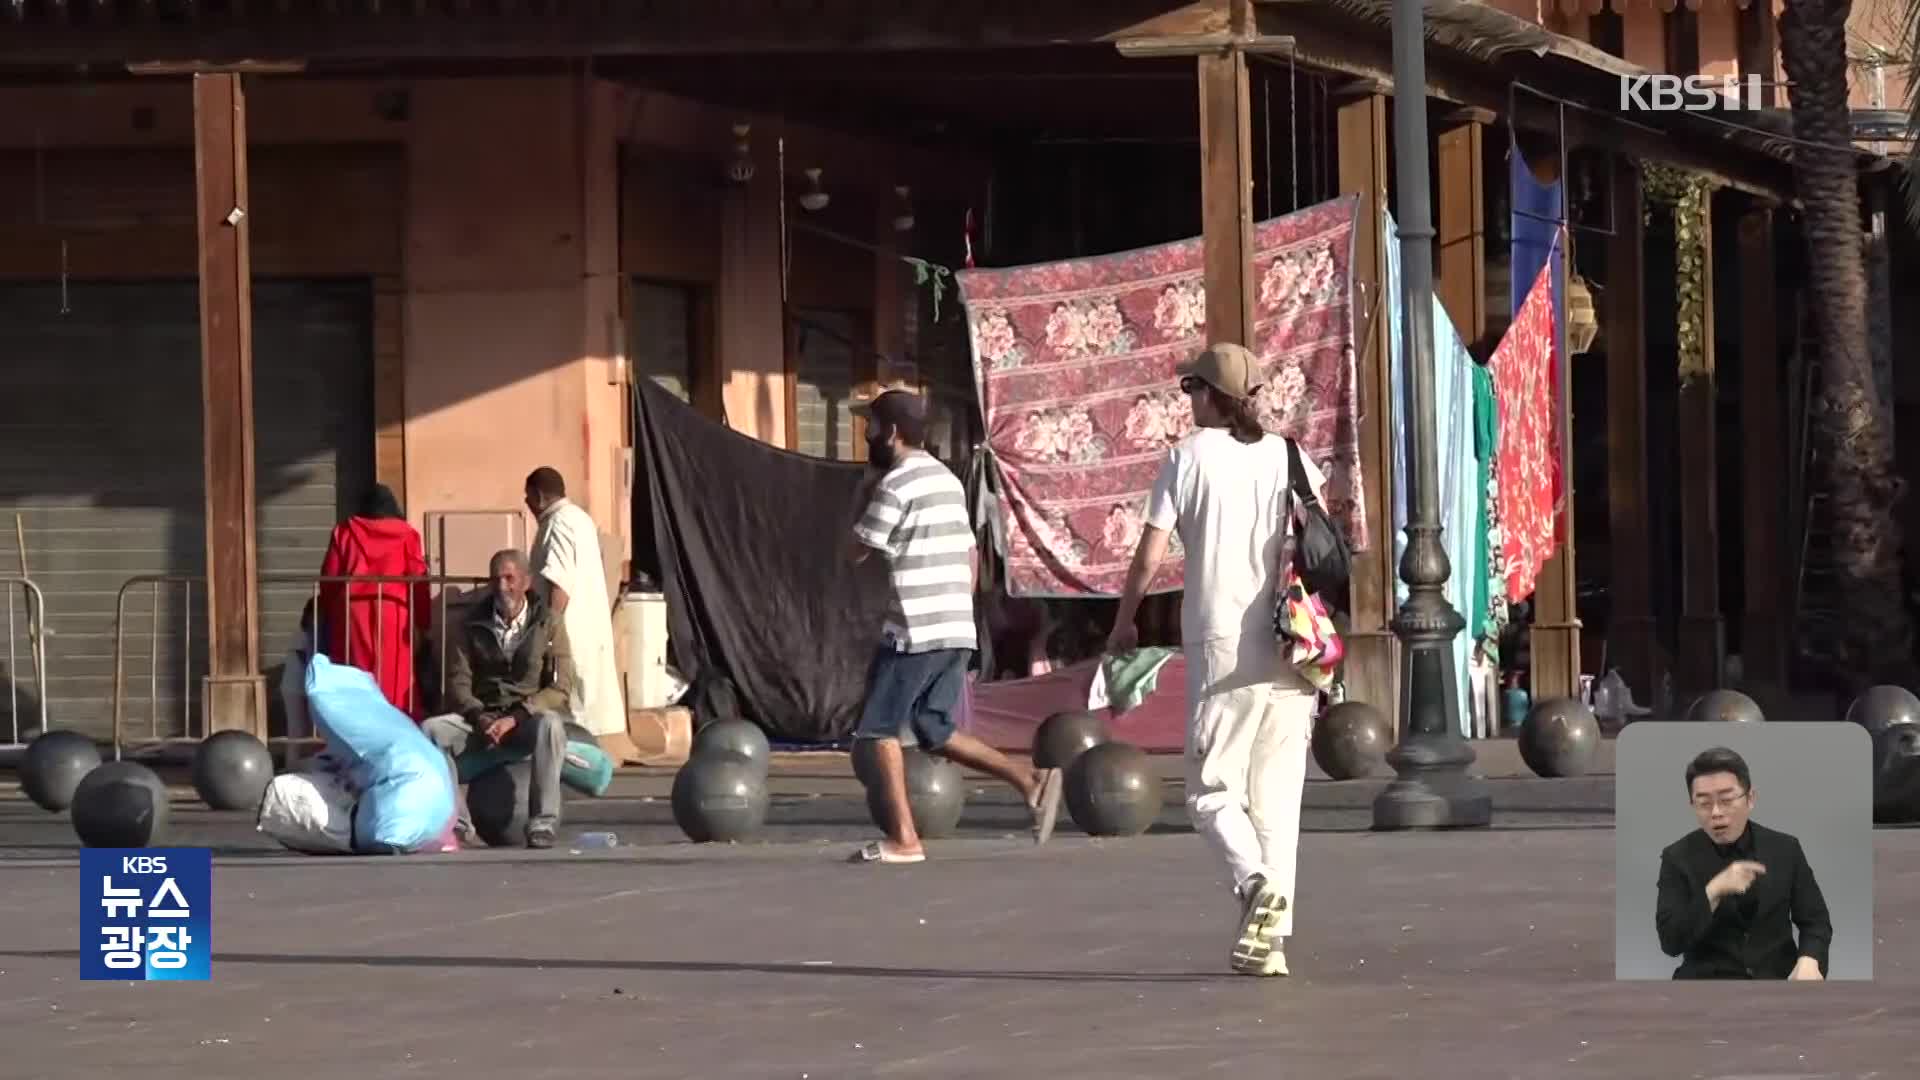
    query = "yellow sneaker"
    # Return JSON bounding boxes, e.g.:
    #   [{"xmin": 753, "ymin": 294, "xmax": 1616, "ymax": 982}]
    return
[{"xmin": 1229, "ymin": 874, "xmax": 1288, "ymax": 976}]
